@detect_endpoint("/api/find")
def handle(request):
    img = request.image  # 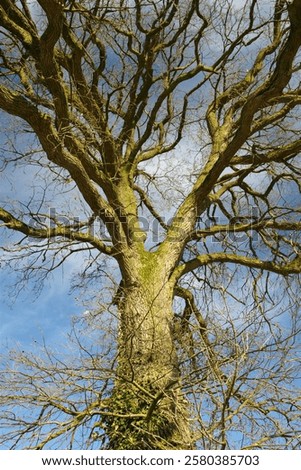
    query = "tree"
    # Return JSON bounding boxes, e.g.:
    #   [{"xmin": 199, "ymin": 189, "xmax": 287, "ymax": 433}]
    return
[{"xmin": 0, "ymin": 0, "xmax": 301, "ymax": 450}]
